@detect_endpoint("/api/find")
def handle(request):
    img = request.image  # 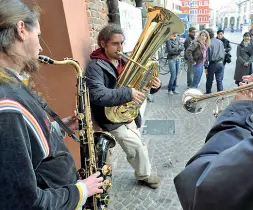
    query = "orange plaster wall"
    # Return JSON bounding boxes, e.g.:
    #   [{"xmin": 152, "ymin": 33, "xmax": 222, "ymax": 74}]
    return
[{"xmin": 23, "ymin": 0, "xmax": 92, "ymax": 168}]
